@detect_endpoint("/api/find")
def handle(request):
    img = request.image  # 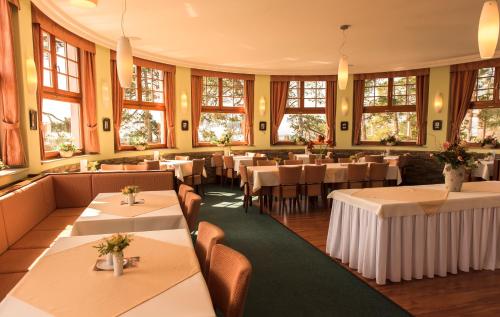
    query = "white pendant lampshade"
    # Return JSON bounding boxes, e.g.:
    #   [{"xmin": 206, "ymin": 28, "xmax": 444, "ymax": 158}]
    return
[
  {"xmin": 338, "ymin": 55, "xmax": 349, "ymax": 90},
  {"xmin": 478, "ymin": 0, "xmax": 500, "ymax": 59},
  {"xmin": 116, "ymin": 36, "xmax": 133, "ymax": 88}
]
